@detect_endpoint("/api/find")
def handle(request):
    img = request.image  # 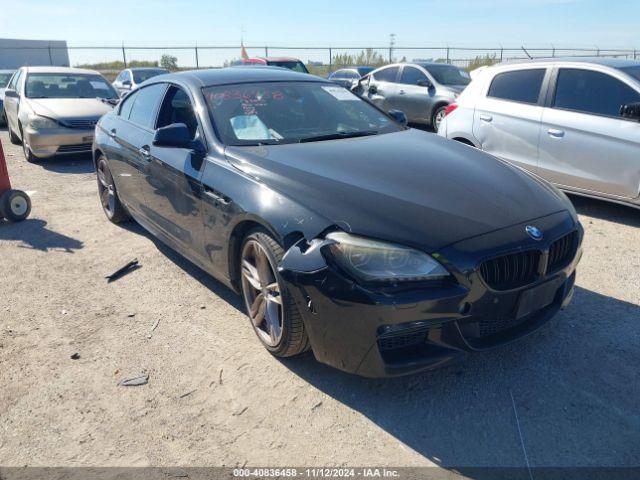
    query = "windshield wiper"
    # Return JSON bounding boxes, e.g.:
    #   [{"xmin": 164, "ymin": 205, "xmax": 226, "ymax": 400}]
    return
[{"xmin": 298, "ymin": 130, "xmax": 379, "ymax": 143}]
